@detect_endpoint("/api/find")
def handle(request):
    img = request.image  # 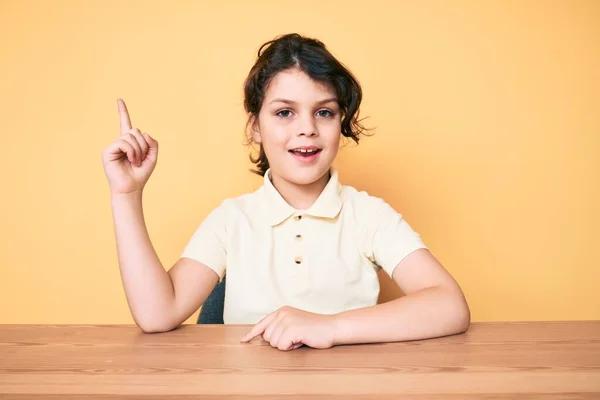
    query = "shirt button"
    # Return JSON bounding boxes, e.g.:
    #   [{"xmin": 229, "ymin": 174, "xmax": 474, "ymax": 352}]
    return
[
  {"xmin": 295, "ymin": 256, "xmax": 303, "ymax": 264},
  {"xmin": 294, "ymin": 215, "xmax": 302, "ymax": 221},
  {"xmin": 295, "ymin": 234, "xmax": 302, "ymax": 240}
]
